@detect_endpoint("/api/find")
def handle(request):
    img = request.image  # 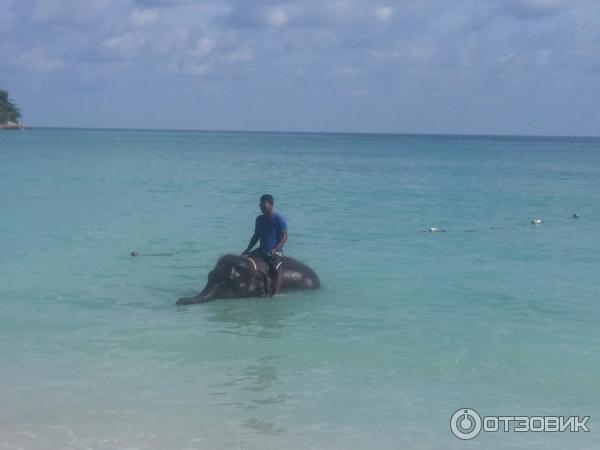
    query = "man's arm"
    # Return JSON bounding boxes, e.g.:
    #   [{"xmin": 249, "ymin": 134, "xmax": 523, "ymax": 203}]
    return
[
  {"xmin": 243, "ymin": 232, "xmax": 259, "ymax": 255},
  {"xmin": 271, "ymin": 230, "xmax": 288, "ymax": 254}
]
